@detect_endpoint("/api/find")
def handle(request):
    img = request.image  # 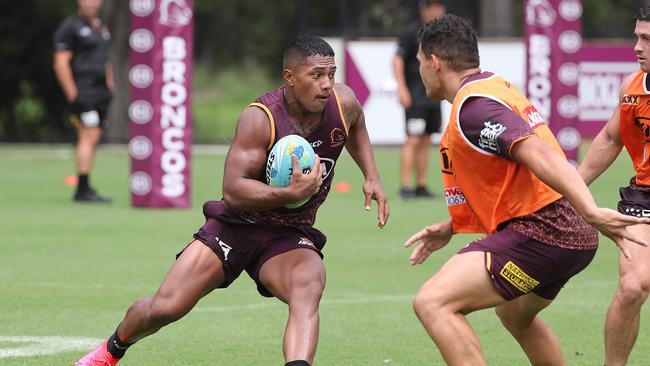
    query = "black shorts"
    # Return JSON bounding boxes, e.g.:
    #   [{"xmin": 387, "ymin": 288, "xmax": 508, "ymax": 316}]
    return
[
  {"xmin": 70, "ymin": 93, "xmax": 111, "ymax": 128},
  {"xmin": 617, "ymin": 177, "xmax": 650, "ymax": 217},
  {"xmin": 405, "ymin": 107, "xmax": 441, "ymax": 136},
  {"xmin": 185, "ymin": 217, "xmax": 326, "ymax": 298}
]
